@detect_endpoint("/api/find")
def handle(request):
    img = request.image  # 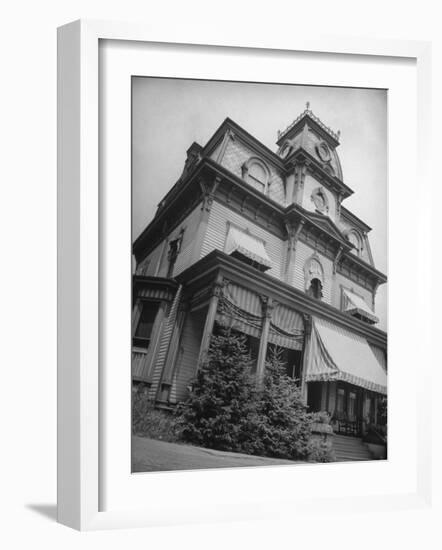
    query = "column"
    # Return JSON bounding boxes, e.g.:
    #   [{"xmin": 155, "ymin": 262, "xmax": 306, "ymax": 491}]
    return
[
  {"xmin": 256, "ymin": 297, "xmax": 273, "ymax": 386},
  {"xmin": 197, "ymin": 277, "xmax": 223, "ymax": 367},
  {"xmin": 300, "ymin": 314, "xmax": 312, "ymax": 404}
]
